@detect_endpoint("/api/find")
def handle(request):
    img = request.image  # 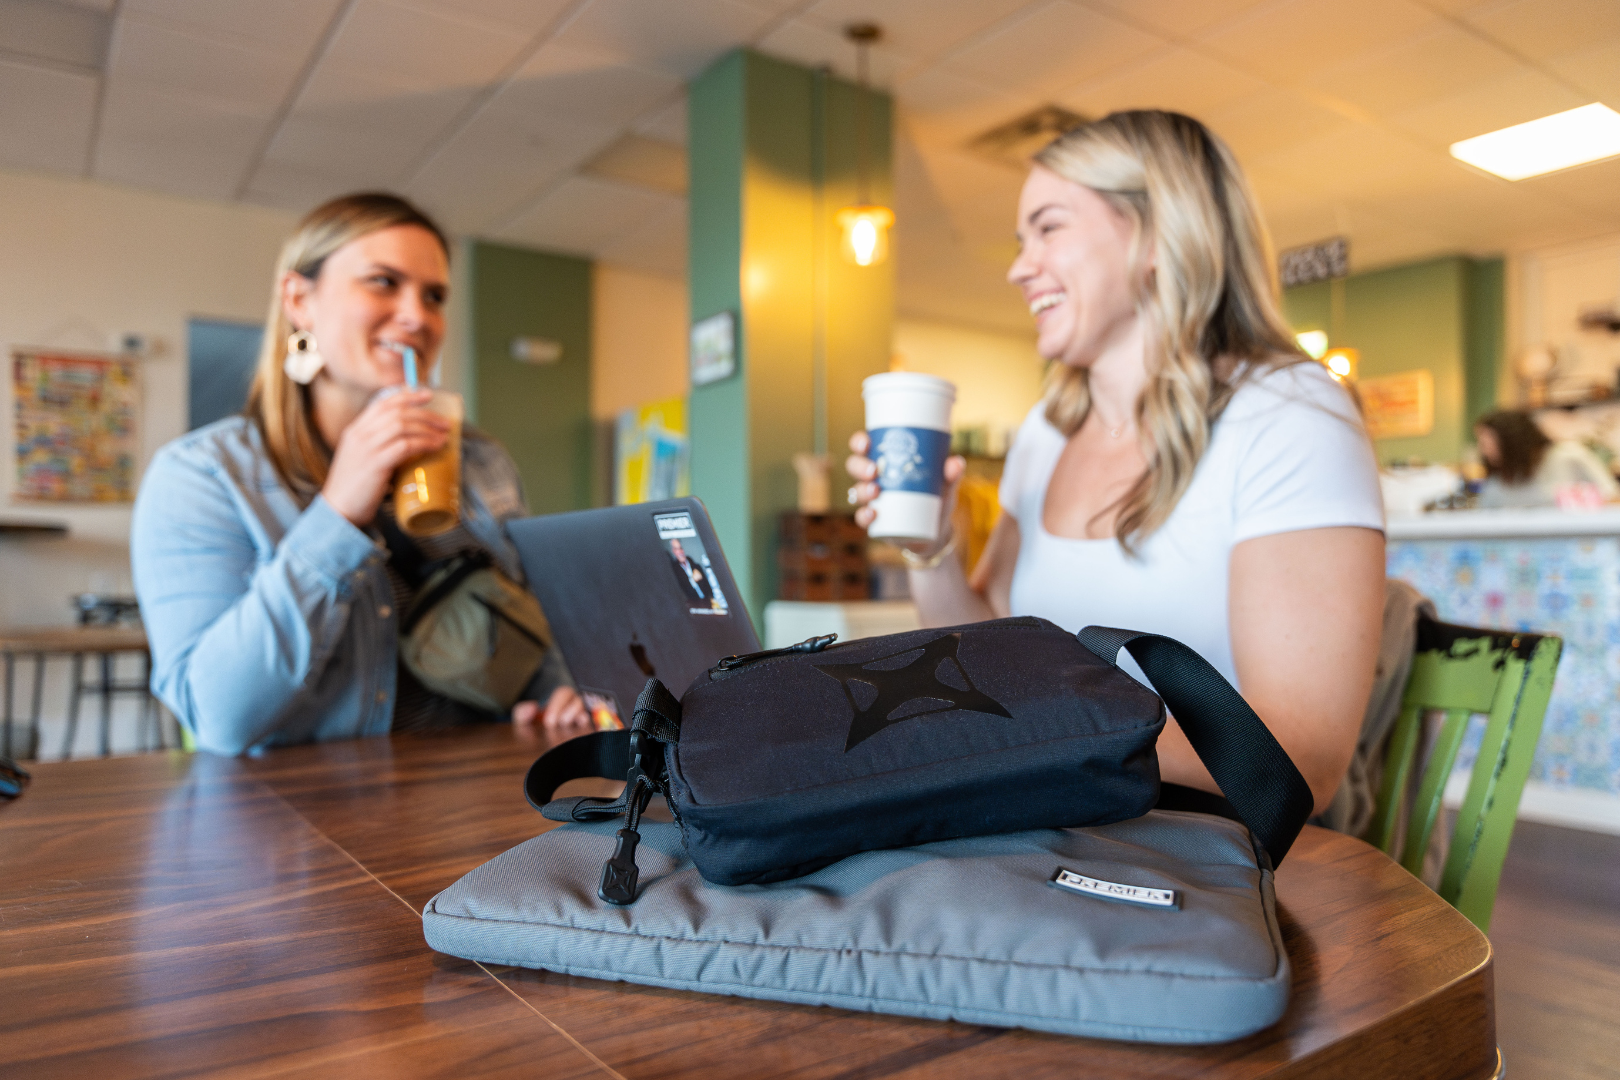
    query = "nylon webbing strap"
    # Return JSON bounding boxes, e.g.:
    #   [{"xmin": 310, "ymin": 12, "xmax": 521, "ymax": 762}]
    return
[
  {"xmin": 525, "ymin": 729, "xmax": 630, "ymax": 816},
  {"xmin": 1076, "ymin": 625, "xmax": 1314, "ymax": 865}
]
